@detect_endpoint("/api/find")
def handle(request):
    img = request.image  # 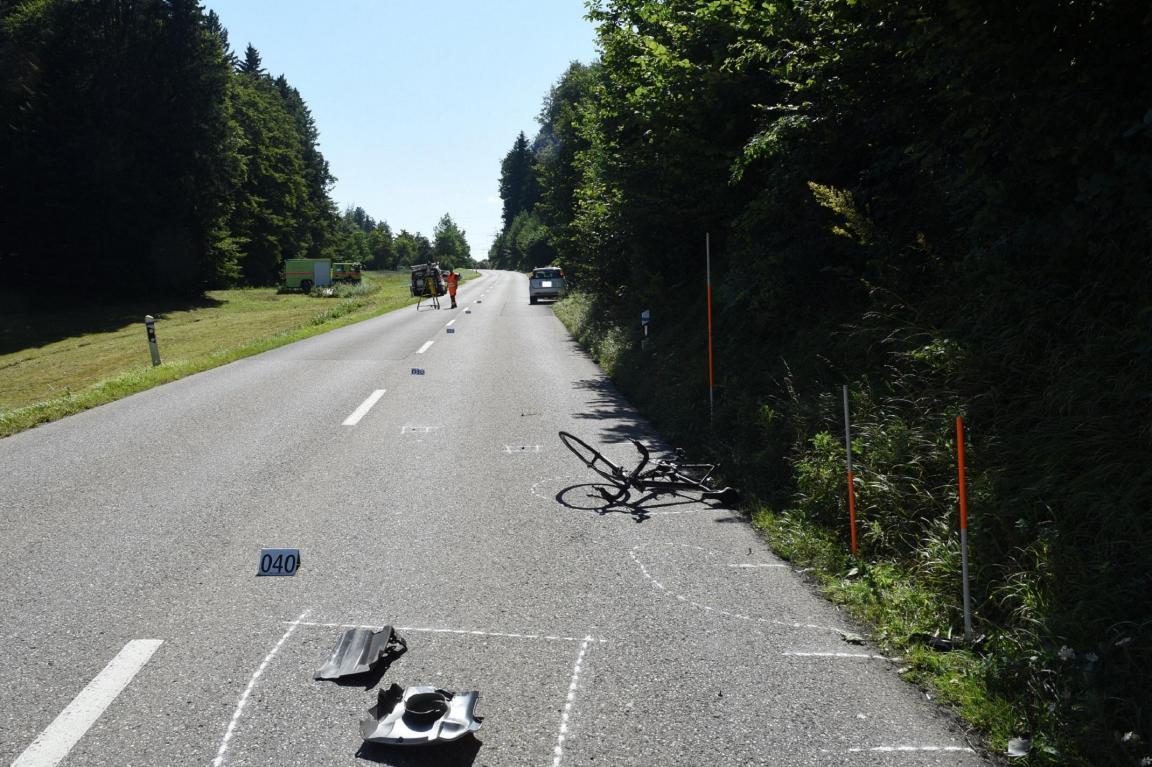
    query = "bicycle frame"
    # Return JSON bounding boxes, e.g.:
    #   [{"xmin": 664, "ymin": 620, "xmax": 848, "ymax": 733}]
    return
[{"xmin": 558, "ymin": 431, "xmax": 738, "ymax": 507}]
